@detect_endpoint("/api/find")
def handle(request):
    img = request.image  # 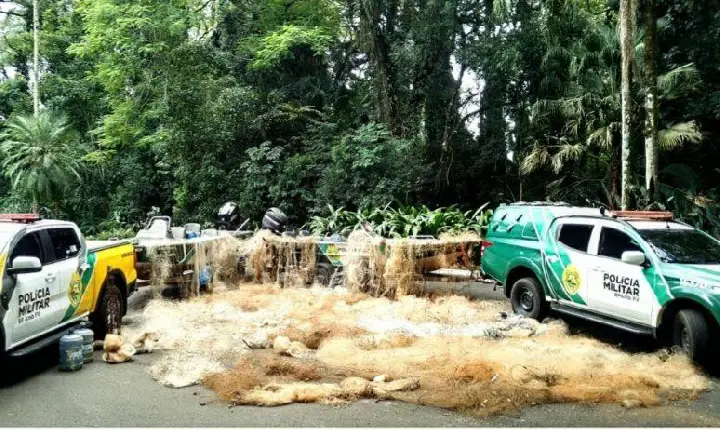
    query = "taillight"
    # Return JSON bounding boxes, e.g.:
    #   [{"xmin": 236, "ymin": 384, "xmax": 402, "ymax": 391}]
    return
[{"xmin": 481, "ymin": 240, "xmax": 493, "ymax": 257}]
